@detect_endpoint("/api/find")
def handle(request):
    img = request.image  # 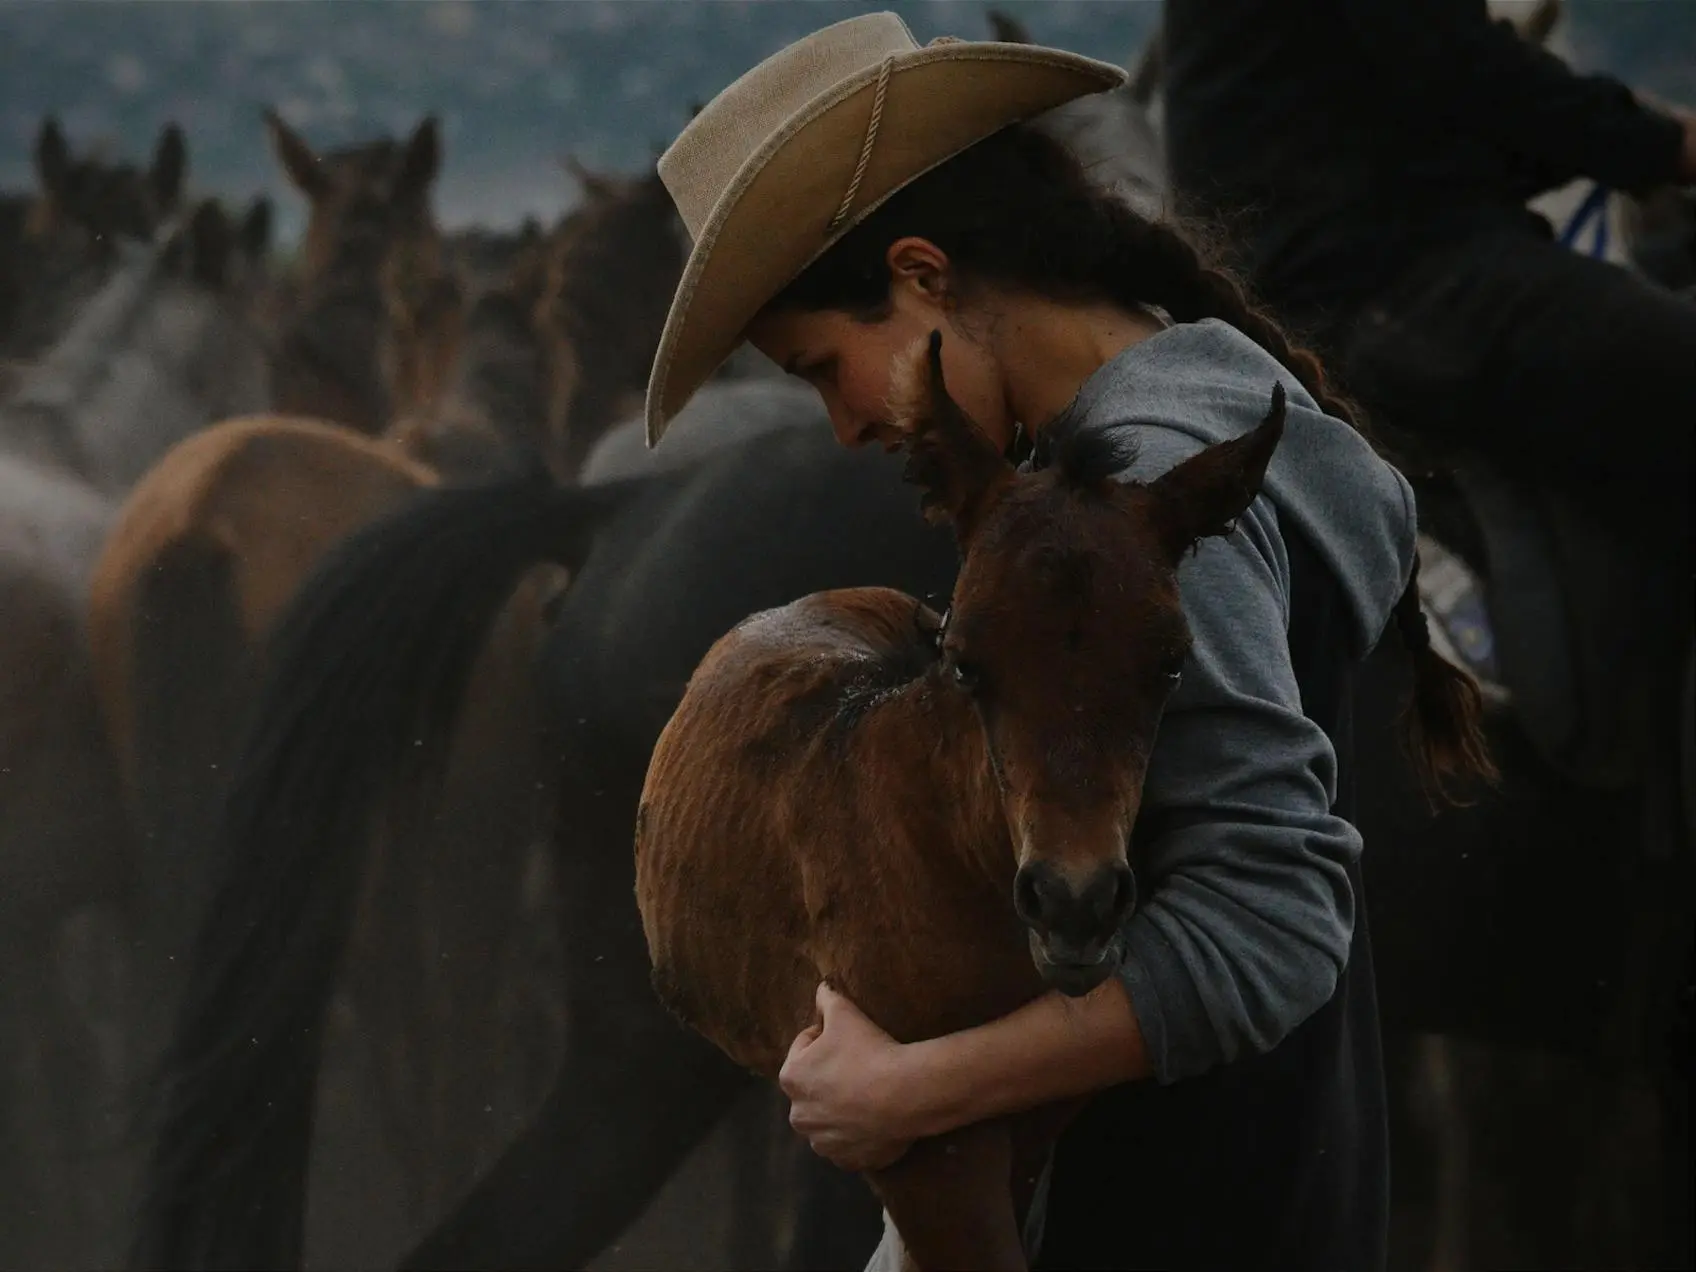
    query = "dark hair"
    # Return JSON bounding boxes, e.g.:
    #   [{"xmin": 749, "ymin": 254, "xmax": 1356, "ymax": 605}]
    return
[{"xmin": 771, "ymin": 123, "xmax": 1496, "ymax": 806}]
